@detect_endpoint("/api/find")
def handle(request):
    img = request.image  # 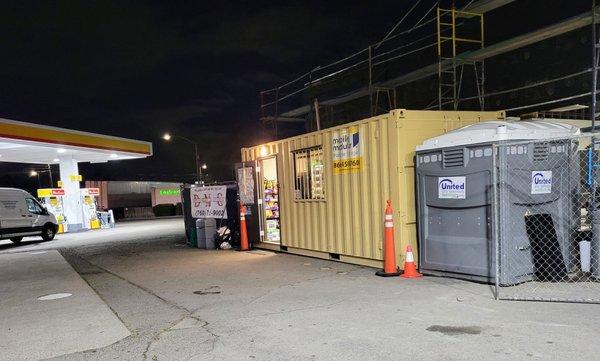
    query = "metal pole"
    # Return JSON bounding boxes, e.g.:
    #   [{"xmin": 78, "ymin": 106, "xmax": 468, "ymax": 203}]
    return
[
  {"xmin": 368, "ymin": 46, "xmax": 373, "ymax": 116},
  {"xmin": 591, "ymin": 0, "xmax": 600, "ymax": 279},
  {"xmin": 194, "ymin": 142, "xmax": 200, "ymax": 184},
  {"xmin": 274, "ymin": 87, "xmax": 279, "ymax": 138},
  {"xmin": 47, "ymin": 164, "xmax": 53, "ymax": 187},
  {"xmin": 593, "ymin": 0, "xmax": 597, "ymax": 131},
  {"xmin": 314, "ymin": 98, "xmax": 321, "ymax": 131},
  {"xmin": 437, "ymin": 6, "xmax": 442, "ymax": 110},
  {"xmin": 492, "ymin": 144, "xmax": 500, "ymax": 300}
]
